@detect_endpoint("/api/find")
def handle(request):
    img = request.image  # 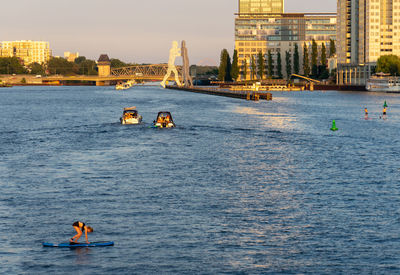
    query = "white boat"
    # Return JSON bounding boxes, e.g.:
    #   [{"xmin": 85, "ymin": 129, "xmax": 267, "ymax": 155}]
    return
[
  {"xmin": 116, "ymin": 80, "xmax": 135, "ymax": 90},
  {"xmin": 120, "ymin": 107, "xmax": 142, "ymax": 125},
  {"xmin": 366, "ymin": 73, "xmax": 400, "ymax": 93}
]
